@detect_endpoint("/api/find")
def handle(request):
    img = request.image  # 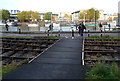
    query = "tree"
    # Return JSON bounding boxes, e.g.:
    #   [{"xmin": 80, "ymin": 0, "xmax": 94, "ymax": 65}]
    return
[
  {"xmin": 30, "ymin": 11, "xmax": 40, "ymax": 21},
  {"xmin": 64, "ymin": 14, "xmax": 69, "ymax": 18},
  {"xmin": 94, "ymin": 10, "xmax": 99, "ymax": 20},
  {"xmin": 108, "ymin": 17, "xmax": 112, "ymax": 21},
  {"xmin": 18, "ymin": 11, "xmax": 40, "ymax": 21},
  {"xmin": 0, "ymin": 10, "xmax": 10, "ymax": 21},
  {"xmin": 88, "ymin": 8, "xmax": 95, "ymax": 21},
  {"xmin": 18, "ymin": 11, "xmax": 28, "ymax": 20},
  {"xmin": 52, "ymin": 16, "xmax": 55, "ymax": 21},
  {"xmin": 79, "ymin": 8, "xmax": 100, "ymax": 21},
  {"xmin": 69, "ymin": 15, "xmax": 72, "ymax": 20},
  {"xmin": 113, "ymin": 17, "xmax": 117, "ymax": 20},
  {"xmin": 44, "ymin": 12, "xmax": 51, "ymax": 20},
  {"xmin": 79, "ymin": 11, "xmax": 86, "ymax": 19}
]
